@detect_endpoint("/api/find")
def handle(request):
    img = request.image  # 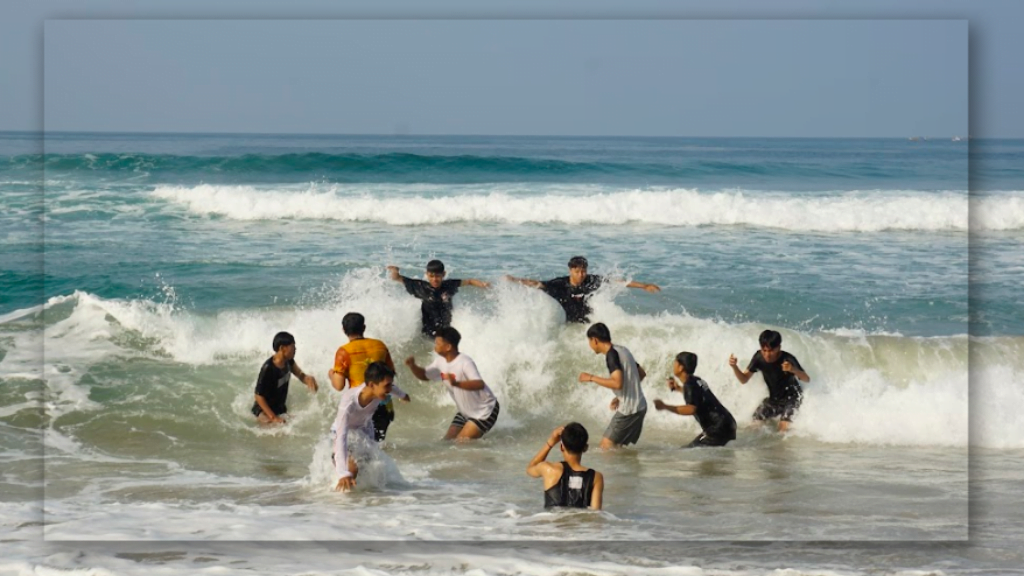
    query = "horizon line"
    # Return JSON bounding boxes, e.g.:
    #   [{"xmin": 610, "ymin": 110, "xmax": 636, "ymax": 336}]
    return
[{"xmin": 1, "ymin": 129, "xmax": 985, "ymax": 139}]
